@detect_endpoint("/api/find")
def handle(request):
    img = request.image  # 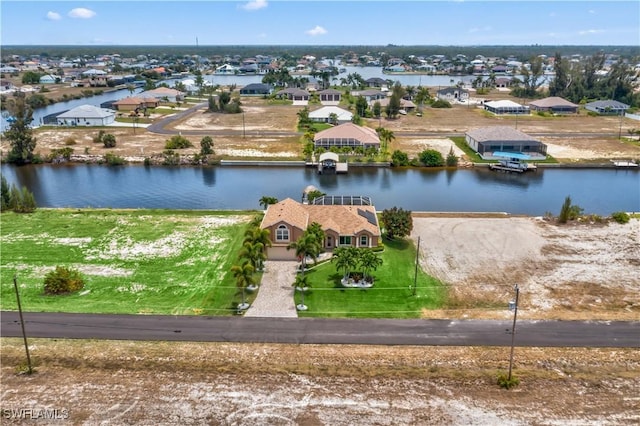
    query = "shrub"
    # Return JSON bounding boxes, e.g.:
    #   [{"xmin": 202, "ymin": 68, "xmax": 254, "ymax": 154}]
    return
[
  {"xmin": 143, "ymin": 157, "xmax": 151, "ymax": 166},
  {"xmin": 64, "ymin": 137, "xmax": 76, "ymax": 146},
  {"xmin": 93, "ymin": 130, "xmax": 105, "ymax": 143},
  {"xmin": 102, "ymin": 133, "xmax": 116, "ymax": 148},
  {"xmin": 446, "ymin": 147, "xmax": 458, "ymax": 166},
  {"xmin": 558, "ymin": 196, "xmax": 583, "ymax": 224},
  {"xmin": 49, "ymin": 147, "xmax": 74, "ymax": 162},
  {"xmin": 200, "ymin": 136, "xmax": 214, "ymax": 155},
  {"xmin": 611, "ymin": 211, "xmax": 630, "ymax": 224},
  {"xmin": 391, "ymin": 150, "xmax": 409, "ymax": 166},
  {"xmin": 419, "ymin": 149, "xmax": 445, "ymax": 167},
  {"xmin": 6, "ymin": 183, "xmax": 37, "ymax": 213},
  {"xmin": 104, "ymin": 153, "xmax": 126, "ymax": 166},
  {"xmin": 165, "ymin": 135, "xmax": 193, "ymax": 149},
  {"xmin": 431, "ymin": 99, "xmax": 452, "ymax": 108},
  {"xmin": 44, "ymin": 266, "xmax": 85, "ymax": 295},
  {"xmin": 497, "ymin": 373, "xmax": 520, "ymax": 389},
  {"xmin": 162, "ymin": 149, "xmax": 180, "ymax": 165}
]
